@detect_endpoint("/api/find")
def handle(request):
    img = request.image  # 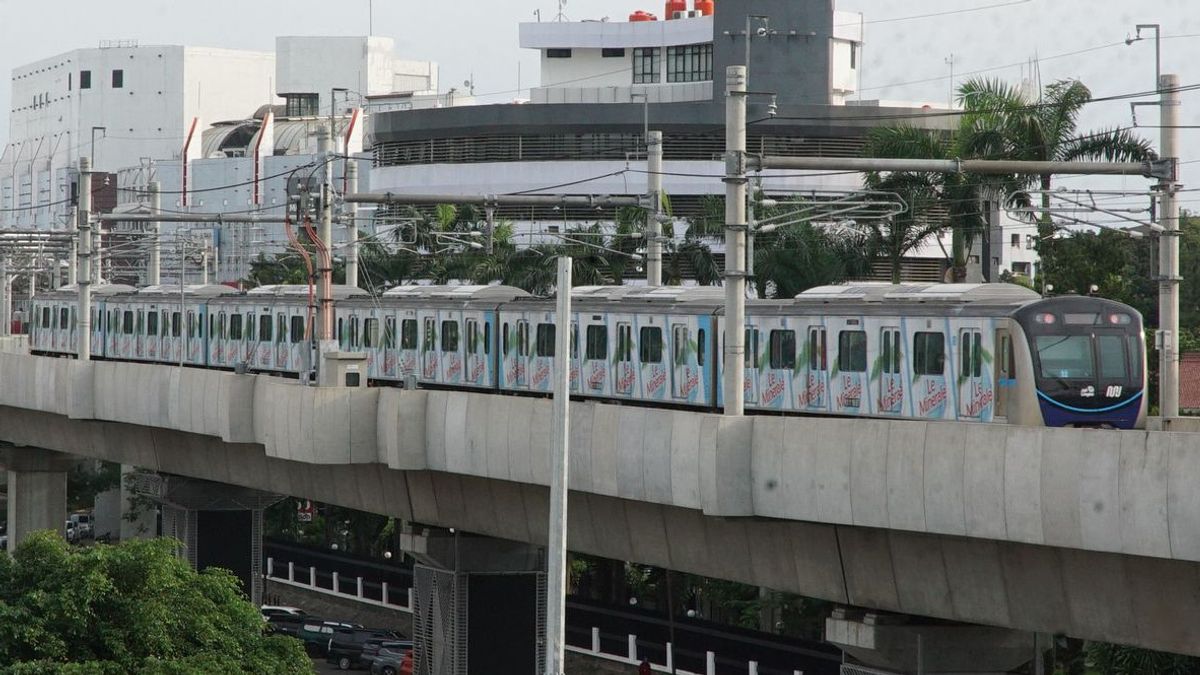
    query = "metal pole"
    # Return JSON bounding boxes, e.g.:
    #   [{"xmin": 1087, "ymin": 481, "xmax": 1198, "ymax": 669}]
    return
[
  {"xmin": 647, "ymin": 130, "xmax": 663, "ymax": 286},
  {"xmin": 545, "ymin": 255, "xmax": 572, "ymax": 675},
  {"xmin": 149, "ymin": 181, "xmax": 161, "ymax": 286},
  {"xmin": 201, "ymin": 248, "xmax": 209, "ymax": 285},
  {"xmin": 345, "ymin": 158, "xmax": 359, "ymax": 289},
  {"xmin": 318, "ymin": 124, "xmax": 334, "ymax": 343},
  {"xmin": 68, "ymin": 207, "xmax": 78, "ymax": 286},
  {"xmin": 1159, "ymin": 72, "xmax": 1181, "ymax": 421},
  {"xmin": 0, "ymin": 256, "xmax": 9, "ymax": 337},
  {"xmin": 752, "ymin": 156, "xmax": 1148, "ymax": 176},
  {"xmin": 93, "ymin": 225, "xmax": 103, "ymax": 285},
  {"xmin": 78, "ymin": 157, "xmax": 93, "ymax": 360},
  {"xmin": 179, "ymin": 238, "xmax": 186, "ymax": 368},
  {"xmin": 724, "ymin": 65, "xmax": 748, "ymax": 417},
  {"xmin": 485, "ymin": 203, "xmax": 496, "ymax": 255}
]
